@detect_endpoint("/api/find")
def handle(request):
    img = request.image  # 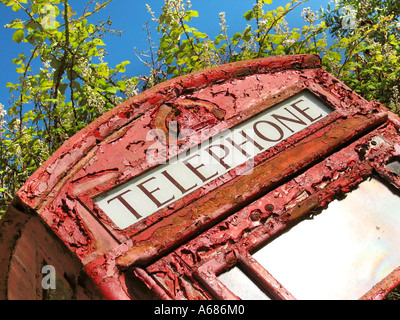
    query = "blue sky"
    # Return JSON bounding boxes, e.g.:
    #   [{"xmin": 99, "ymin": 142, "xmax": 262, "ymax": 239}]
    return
[{"xmin": 0, "ymin": 0, "xmax": 329, "ymax": 108}]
